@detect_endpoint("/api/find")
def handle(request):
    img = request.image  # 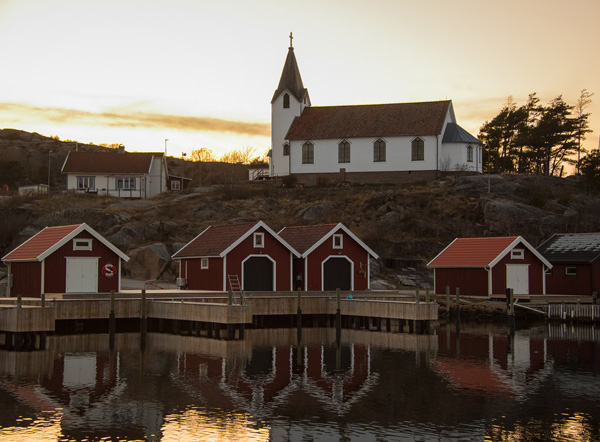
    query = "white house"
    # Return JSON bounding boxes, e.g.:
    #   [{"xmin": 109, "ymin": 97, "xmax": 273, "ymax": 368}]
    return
[
  {"xmin": 61, "ymin": 149, "xmax": 168, "ymax": 198},
  {"xmin": 270, "ymin": 36, "xmax": 482, "ymax": 184}
]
